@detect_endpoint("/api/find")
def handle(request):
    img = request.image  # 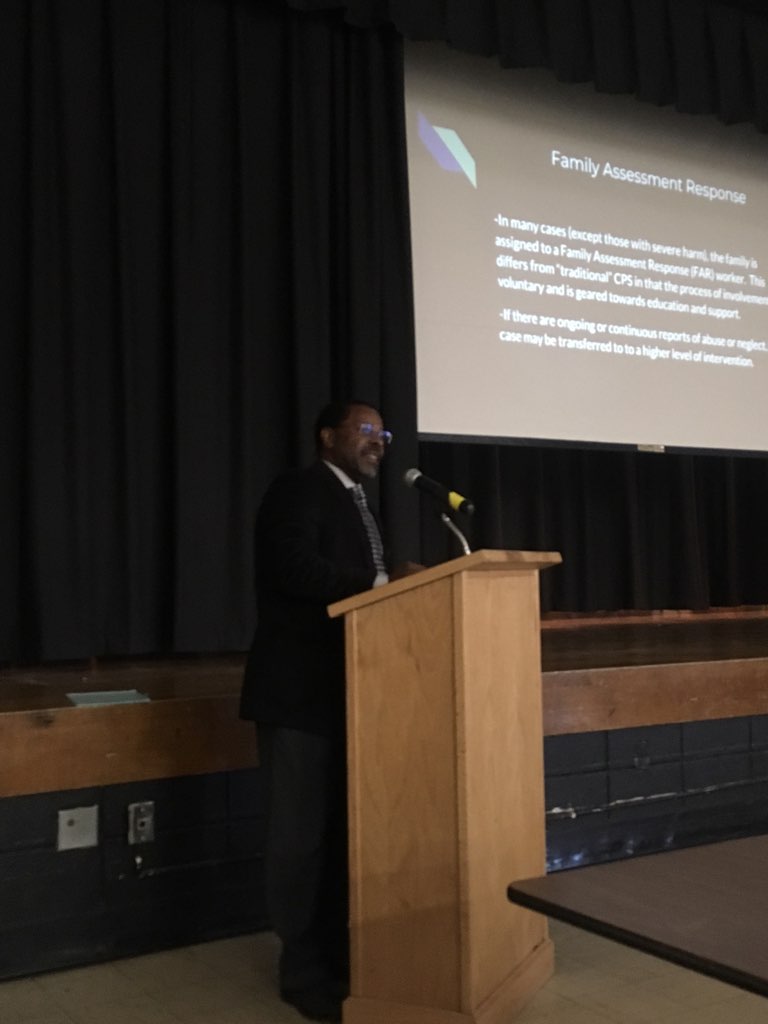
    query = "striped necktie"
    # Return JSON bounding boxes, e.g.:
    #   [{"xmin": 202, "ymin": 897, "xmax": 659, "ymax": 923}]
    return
[{"xmin": 351, "ymin": 484, "xmax": 387, "ymax": 575}]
